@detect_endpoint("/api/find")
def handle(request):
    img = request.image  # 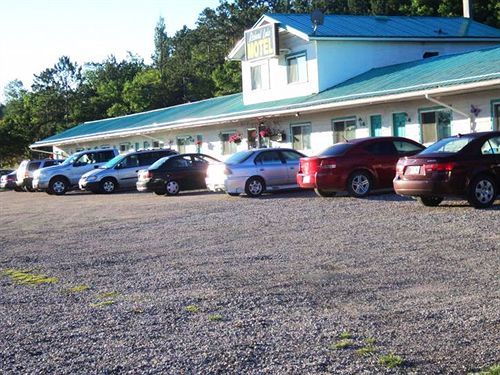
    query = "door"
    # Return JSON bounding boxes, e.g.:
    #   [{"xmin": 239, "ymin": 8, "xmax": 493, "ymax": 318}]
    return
[
  {"xmin": 167, "ymin": 155, "xmax": 195, "ymax": 189},
  {"xmin": 191, "ymin": 155, "xmax": 210, "ymax": 189},
  {"xmin": 481, "ymin": 136, "xmax": 500, "ymax": 186},
  {"xmin": 71, "ymin": 152, "xmax": 102, "ymax": 184},
  {"xmin": 115, "ymin": 154, "xmax": 140, "ymax": 188},
  {"xmin": 370, "ymin": 115, "xmax": 382, "ymax": 137},
  {"xmin": 392, "ymin": 113, "xmax": 406, "ymax": 137},
  {"xmin": 280, "ymin": 150, "xmax": 303, "ymax": 184},
  {"xmin": 364, "ymin": 140, "xmax": 399, "ymax": 188},
  {"xmin": 254, "ymin": 150, "xmax": 288, "ymax": 187}
]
